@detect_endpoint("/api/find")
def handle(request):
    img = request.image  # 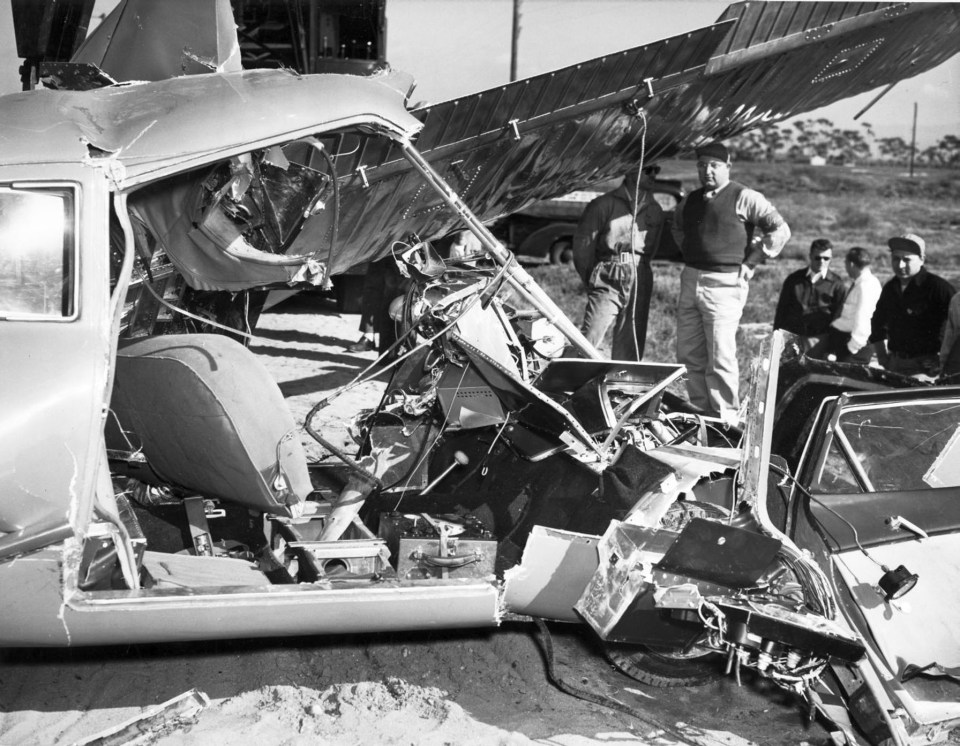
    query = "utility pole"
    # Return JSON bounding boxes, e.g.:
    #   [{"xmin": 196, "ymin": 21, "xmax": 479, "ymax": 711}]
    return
[
  {"xmin": 909, "ymin": 102, "xmax": 917, "ymax": 177},
  {"xmin": 510, "ymin": 0, "xmax": 521, "ymax": 82}
]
